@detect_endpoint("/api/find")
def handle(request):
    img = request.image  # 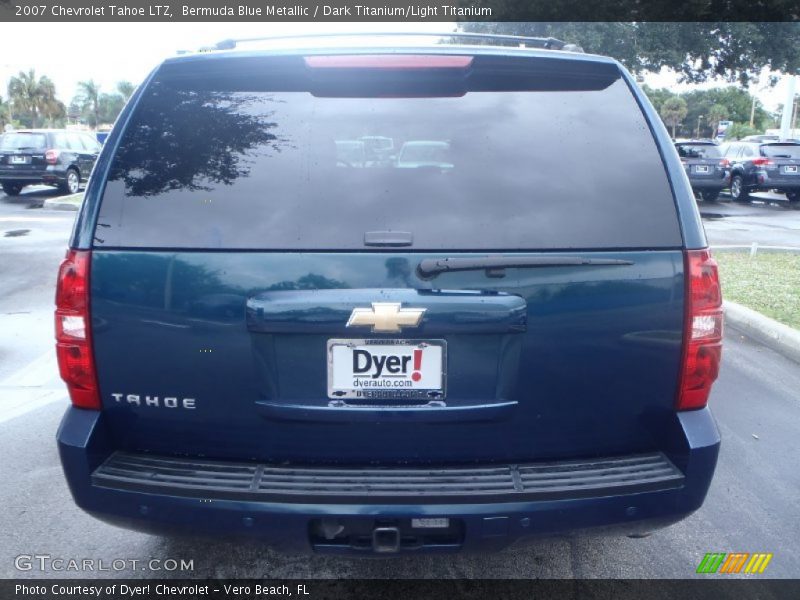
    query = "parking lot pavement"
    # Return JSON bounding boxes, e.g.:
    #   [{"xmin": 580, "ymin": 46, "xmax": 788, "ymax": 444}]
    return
[
  {"xmin": 1, "ymin": 191, "xmax": 799, "ymax": 579},
  {"xmin": 700, "ymin": 193, "xmax": 800, "ymax": 248}
]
